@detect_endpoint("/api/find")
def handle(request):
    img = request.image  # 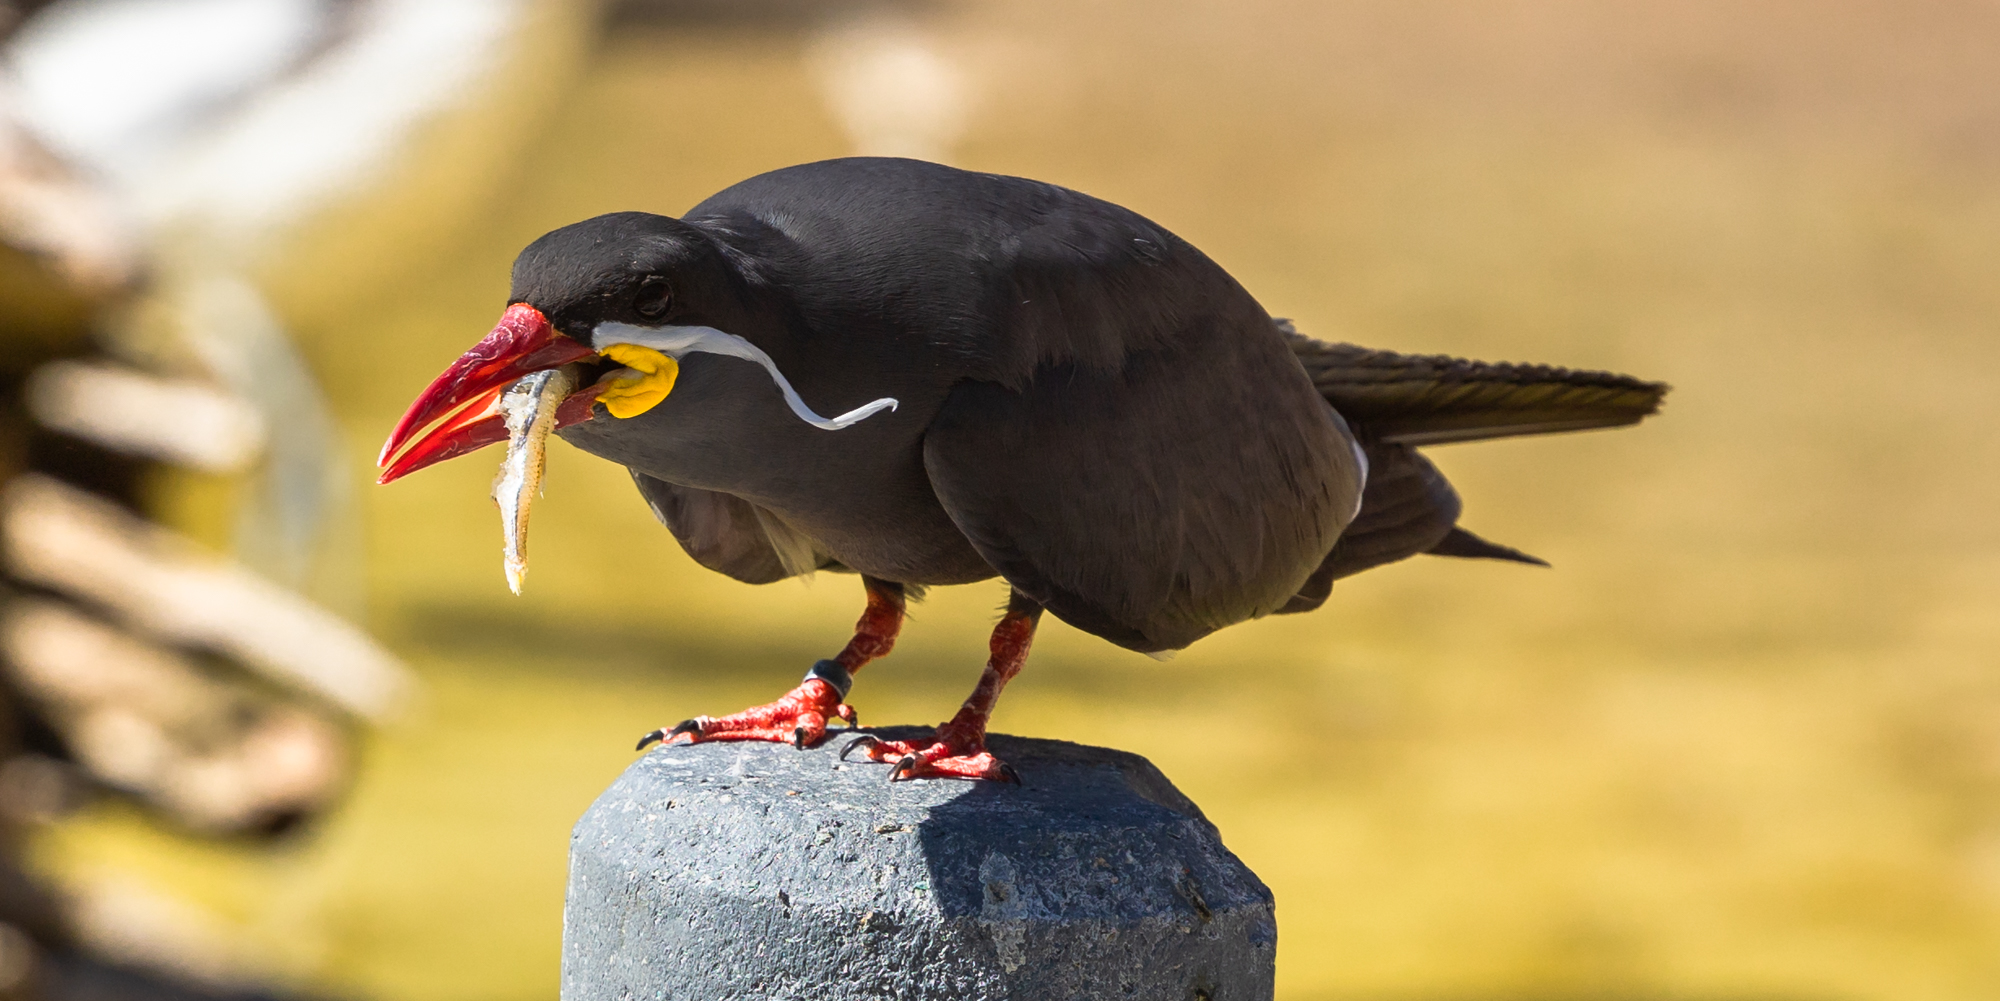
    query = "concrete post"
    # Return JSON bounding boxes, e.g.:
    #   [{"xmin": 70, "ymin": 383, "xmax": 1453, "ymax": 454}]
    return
[{"xmin": 563, "ymin": 727, "xmax": 1275, "ymax": 1000}]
